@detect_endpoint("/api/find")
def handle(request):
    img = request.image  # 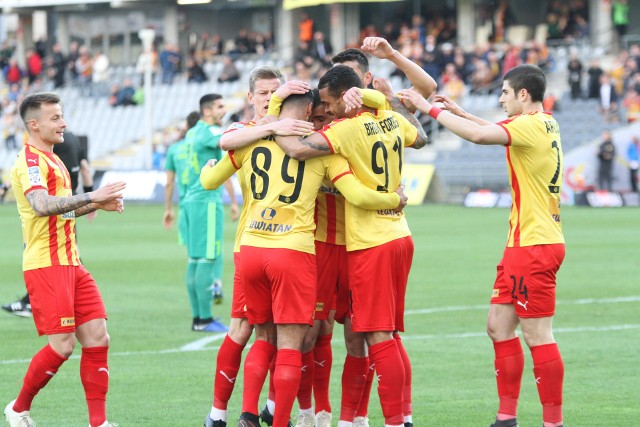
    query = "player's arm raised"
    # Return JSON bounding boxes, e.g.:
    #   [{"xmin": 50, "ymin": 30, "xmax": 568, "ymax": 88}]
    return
[
  {"xmin": 200, "ymin": 154, "xmax": 237, "ymax": 191},
  {"xmin": 398, "ymin": 89, "xmax": 508, "ymax": 146},
  {"xmin": 362, "ymin": 36, "xmax": 437, "ymax": 100}
]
